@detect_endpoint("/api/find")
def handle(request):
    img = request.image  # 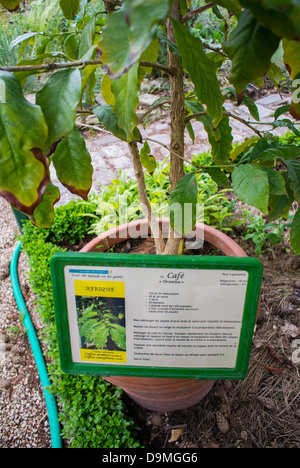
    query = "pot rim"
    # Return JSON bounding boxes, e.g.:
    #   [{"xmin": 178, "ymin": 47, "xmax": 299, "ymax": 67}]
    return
[{"xmin": 81, "ymin": 217, "xmax": 247, "ymax": 258}]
